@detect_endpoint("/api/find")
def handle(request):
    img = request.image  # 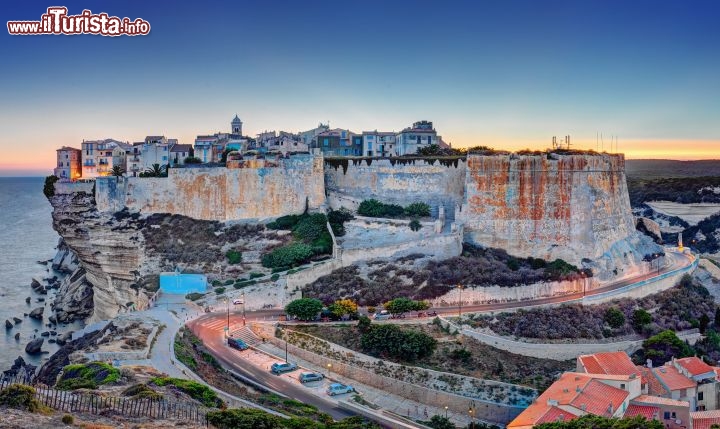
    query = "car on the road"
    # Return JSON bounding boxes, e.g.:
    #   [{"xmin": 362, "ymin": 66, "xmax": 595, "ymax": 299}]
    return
[
  {"xmin": 326, "ymin": 383, "xmax": 354, "ymax": 396},
  {"xmin": 299, "ymin": 372, "xmax": 324, "ymax": 383},
  {"xmin": 228, "ymin": 337, "xmax": 248, "ymax": 351},
  {"xmin": 233, "ymin": 299, "xmax": 244, "ymax": 305},
  {"xmin": 270, "ymin": 362, "xmax": 298, "ymax": 375},
  {"xmin": 372, "ymin": 310, "xmax": 391, "ymax": 320}
]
